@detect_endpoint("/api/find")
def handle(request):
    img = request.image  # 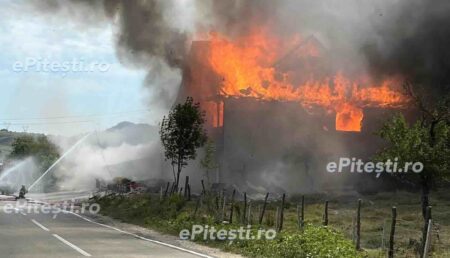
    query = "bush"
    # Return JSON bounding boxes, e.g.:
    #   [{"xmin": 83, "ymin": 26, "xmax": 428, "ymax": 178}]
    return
[
  {"xmin": 237, "ymin": 226, "xmax": 363, "ymax": 258},
  {"xmin": 95, "ymin": 195, "xmax": 363, "ymax": 258}
]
